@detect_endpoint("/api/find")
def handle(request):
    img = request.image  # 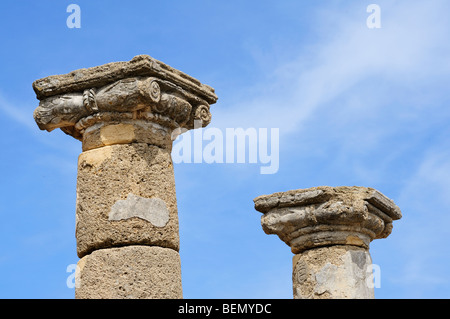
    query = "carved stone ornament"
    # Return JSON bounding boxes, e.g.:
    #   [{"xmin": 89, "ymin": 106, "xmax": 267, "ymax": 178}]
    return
[
  {"xmin": 32, "ymin": 55, "xmax": 218, "ymax": 140},
  {"xmin": 254, "ymin": 186, "xmax": 402, "ymax": 253}
]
